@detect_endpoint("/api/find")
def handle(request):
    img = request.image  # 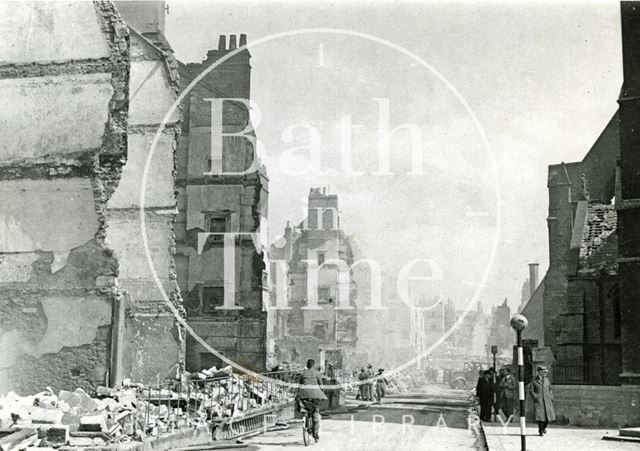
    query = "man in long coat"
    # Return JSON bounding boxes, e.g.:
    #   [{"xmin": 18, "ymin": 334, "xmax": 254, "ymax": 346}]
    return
[
  {"xmin": 476, "ymin": 370, "xmax": 495, "ymax": 421},
  {"xmin": 498, "ymin": 367, "xmax": 516, "ymax": 419},
  {"xmin": 529, "ymin": 365, "xmax": 555, "ymax": 436}
]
